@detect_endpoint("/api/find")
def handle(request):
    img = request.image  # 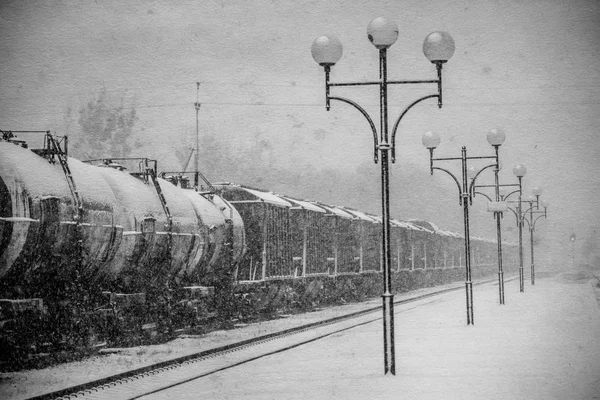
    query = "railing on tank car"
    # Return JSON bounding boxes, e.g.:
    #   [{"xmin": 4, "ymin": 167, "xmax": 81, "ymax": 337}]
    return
[
  {"xmin": 1, "ymin": 129, "xmax": 54, "ymax": 151},
  {"xmin": 159, "ymin": 171, "xmax": 216, "ymax": 196},
  {"xmin": 83, "ymin": 157, "xmax": 157, "ymax": 177}
]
